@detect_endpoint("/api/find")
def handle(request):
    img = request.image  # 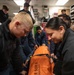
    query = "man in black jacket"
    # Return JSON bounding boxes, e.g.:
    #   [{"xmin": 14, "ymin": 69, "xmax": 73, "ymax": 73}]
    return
[
  {"xmin": 0, "ymin": 12, "xmax": 33, "ymax": 75},
  {"xmin": 0, "ymin": 5, "xmax": 9, "ymax": 24}
]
